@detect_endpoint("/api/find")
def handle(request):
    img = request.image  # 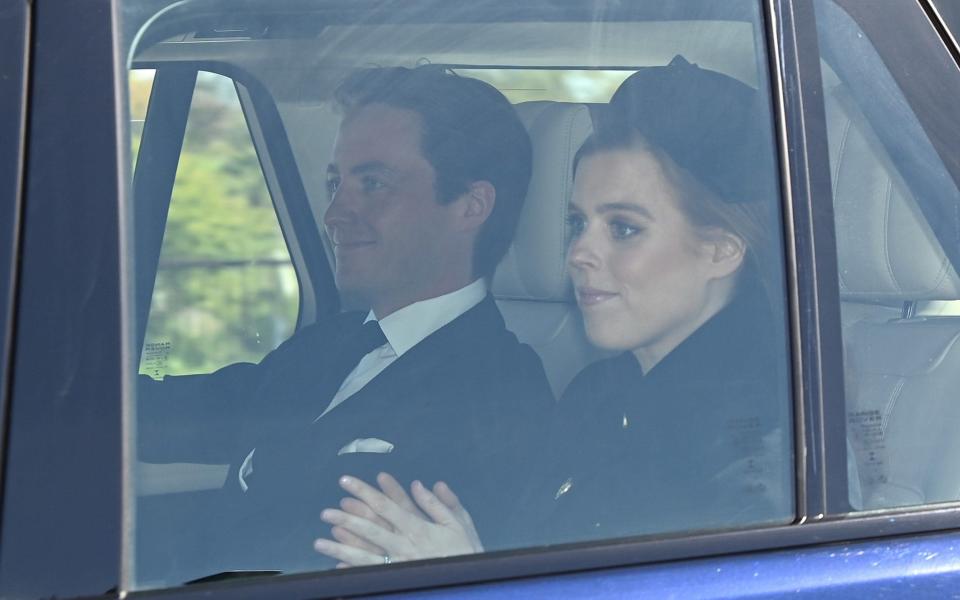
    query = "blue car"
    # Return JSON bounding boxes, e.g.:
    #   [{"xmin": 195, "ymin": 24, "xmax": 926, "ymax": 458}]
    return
[{"xmin": 3, "ymin": 0, "xmax": 960, "ymax": 597}]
